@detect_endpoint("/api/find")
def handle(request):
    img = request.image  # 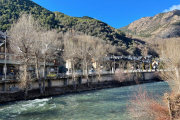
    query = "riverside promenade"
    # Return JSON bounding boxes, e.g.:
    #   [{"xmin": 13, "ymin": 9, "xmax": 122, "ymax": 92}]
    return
[
  {"xmin": 0, "ymin": 69, "xmax": 161, "ymax": 92},
  {"xmin": 0, "ymin": 69, "xmax": 163, "ymax": 103}
]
